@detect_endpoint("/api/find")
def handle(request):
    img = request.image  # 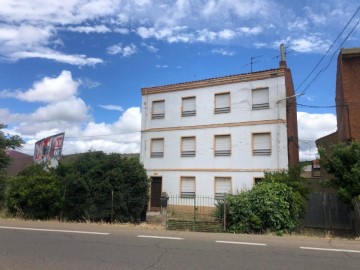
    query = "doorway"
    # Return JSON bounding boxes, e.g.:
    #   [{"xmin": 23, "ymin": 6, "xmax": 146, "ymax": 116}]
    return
[{"xmin": 150, "ymin": 176, "xmax": 162, "ymax": 211}]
